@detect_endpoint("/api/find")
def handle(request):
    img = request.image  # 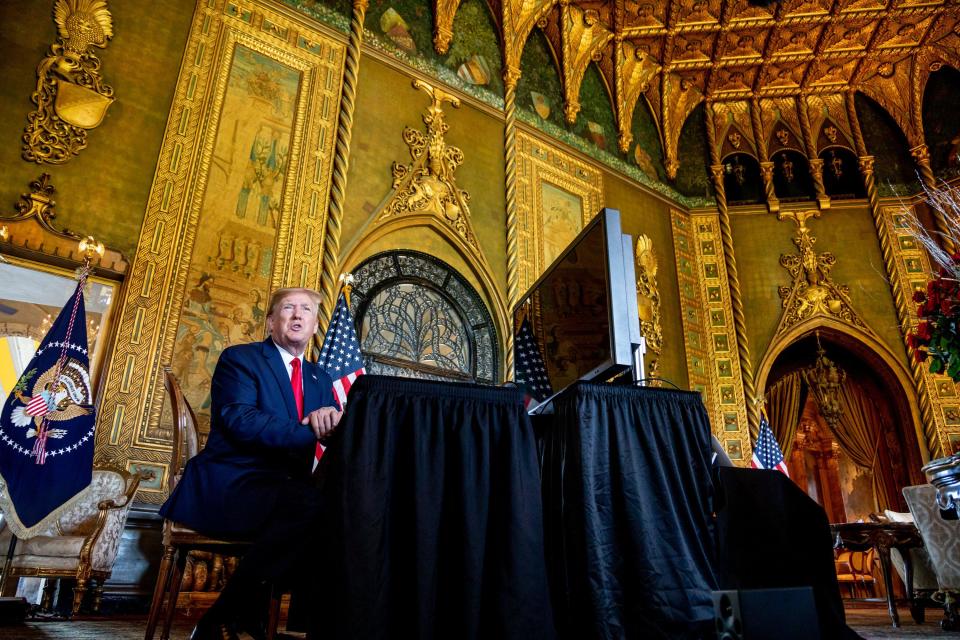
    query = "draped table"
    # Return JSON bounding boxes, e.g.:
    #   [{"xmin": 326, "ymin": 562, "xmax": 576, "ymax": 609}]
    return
[
  {"xmin": 829, "ymin": 522, "xmax": 924, "ymax": 627},
  {"xmin": 534, "ymin": 383, "xmax": 718, "ymax": 640},
  {"xmin": 319, "ymin": 375, "xmax": 555, "ymax": 640}
]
